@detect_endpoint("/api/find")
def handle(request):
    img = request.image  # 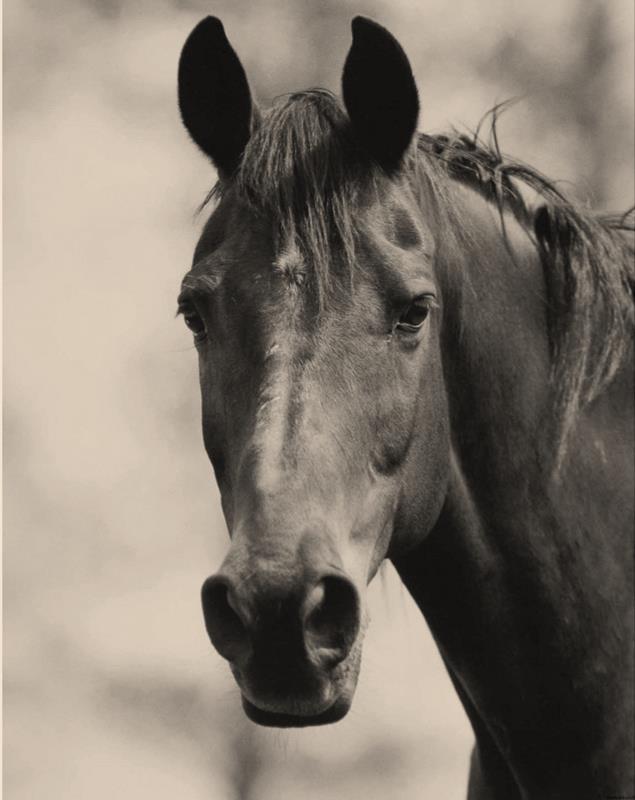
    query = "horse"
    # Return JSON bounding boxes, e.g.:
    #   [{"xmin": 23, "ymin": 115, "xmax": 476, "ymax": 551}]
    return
[{"xmin": 176, "ymin": 15, "xmax": 634, "ymax": 799}]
